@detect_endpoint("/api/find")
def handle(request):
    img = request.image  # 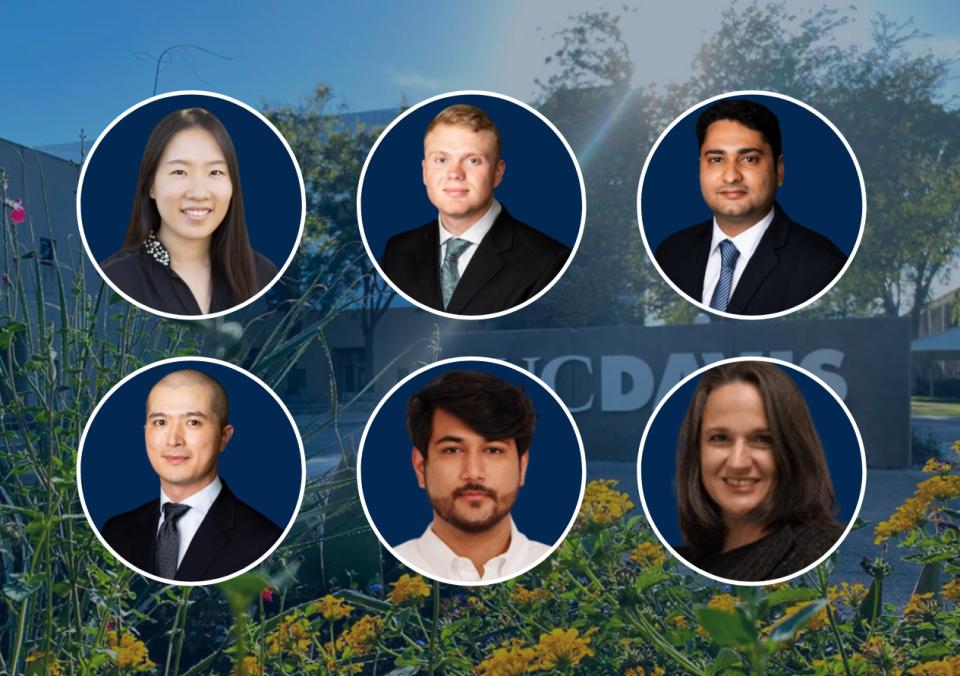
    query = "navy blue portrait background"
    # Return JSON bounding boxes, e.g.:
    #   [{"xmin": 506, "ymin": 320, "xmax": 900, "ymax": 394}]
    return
[
  {"xmin": 359, "ymin": 360, "xmax": 584, "ymax": 548},
  {"xmin": 639, "ymin": 362, "xmax": 863, "ymax": 548},
  {"xmin": 81, "ymin": 93, "xmax": 302, "ymax": 269},
  {"xmin": 360, "ymin": 94, "xmax": 583, "ymax": 260},
  {"xmin": 640, "ymin": 94, "xmax": 862, "ymax": 255},
  {"xmin": 81, "ymin": 361, "xmax": 303, "ymax": 531}
]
